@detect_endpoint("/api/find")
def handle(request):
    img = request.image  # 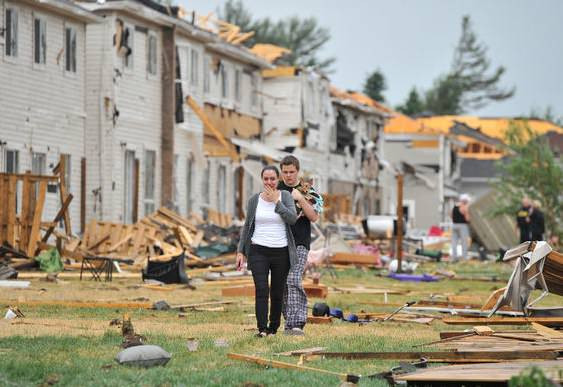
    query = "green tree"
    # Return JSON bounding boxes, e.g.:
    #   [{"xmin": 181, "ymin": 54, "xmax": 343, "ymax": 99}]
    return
[
  {"xmin": 218, "ymin": 0, "xmax": 335, "ymax": 71},
  {"xmin": 363, "ymin": 70, "xmax": 387, "ymax": 102},
  {"xmin": 396, "ymin": 87, "xmax": 425, "ymax": 116},
  {"xmin": 399, "ymin": 15, "xmax": 515, "ymax": 115},
  {"xmin": 493, "ymin": 122, "xmax": 562, "ymax": 238},
  {"xmin": 449, "ymin": 16, "xmax": 515, "ymax": 112},
  {"xmin": 528, "ymin": 106, "xmax": 563, "ymax": 126}
]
